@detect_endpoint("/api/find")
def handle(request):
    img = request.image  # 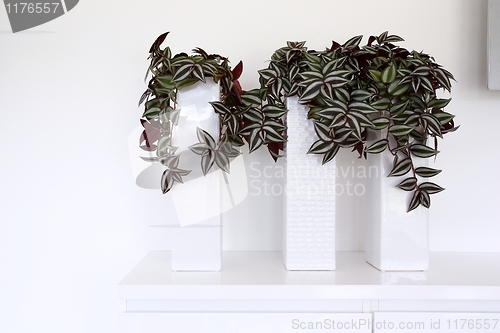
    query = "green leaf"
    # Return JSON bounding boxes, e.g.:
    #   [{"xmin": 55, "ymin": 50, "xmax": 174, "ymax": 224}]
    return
[
  {"xmin": 365, "ymin": 139, "xmax": 388, "ymax": 154},
  {"xmin": 397, "ymin": 177, "xmax": 417, "ymax": 191},
  {"xmin": 433, "ymin": 68, "xmax": 452, "ymax": 91},
  {"xmin": 215, "ymin": 150, "xmax": 230, "ymax": 173},
  {"xmin": 389, "ymin": 124, "xmax": 414, "ymax": 136},
  {"xmin": 381, "ymin": 63, "xmax": 397, "ymax": 83},
  {"xmin": 242, "ymin": 109, "xmax": 263, "ymax": 123},
  {"xmin": 419, "ymin": 182, "xmax": 445, "ymax": 194},
  {"xmin": 189, "ymin": 142, "xmax": 210, "ymax": 155},
  {"xmin": 258, "ymin": 69, "xmax": 278, "ymax": 81},
  {"xmin": 390, "ymin": 100, "xmax": 409, "ymax": 116},
  {"xmin": 343, "ymin": 35, "xmax": 363, "ymax": 49},
  {"xmin": 308, "ymin": 140, "xmax": 335, "ymax": 154},
  {"xmin": 192, "ymin": 64, "xmax": 206, "ymax": 83},
  {"xmin": 410, "ymin": 144, "xmax": 439, "ymax": 158},
  {"xmin": 241, "ymin": 89, "xmax": 263, "ymax": 107},
  {"xmin": 263, "ymin": 105, "xmax": 287, "ymax": 118},
  {"xmin": 349, "ymin": 101, "xmax": 378, "ymax": 114},
  {"xmin": 434, "ymin": 111, "xmax": 455, "ymax": 125},
  {"xmin": 415, "ymin": 167, "xmax": 442, "ymax": 178},
  {"xmin": 428, "ymin": 98, "xmax": 451, "ymax": 109},
  {"xmin": 196, "ymin": 127, "xmax": 216, "ymax": 149},
  {"xmin": 420, "ymin": 190, "xmax": 431, "ymax": 208},
  {"xmin": 210, "ymin": 101, "xmax": 231, "ymax": 116},
  {"xmin": 408, "ymin": 190, "xmax": 421, "ymax": 212},
  {"xmin": 371, "ymin": 97, "xmax": 390, "ymax": 110},
  {"xmin": 388, "ymin": 80, "xmax": 410, "ymax": 96},
  {"xmin": 322, "ymin": 145, "xmax": 340, "ymax": 164},
  {"xmin": 172, "ymin": 64, "xmax": 193, "ymax": 82},
  {"xmin": 334, "ymin": 88, "xmax": 350, "ymax": 103},
  {"xmin": 200, "ymin": 152, "xmax": 216, "ymax": 176},
  {"xmin": 388, "ymin": 158, "xmax": 412, "ymax": 177},
  {"xmin": 421, "ymin": 113, "xmax": 443, "ymax": 138},
  {"xmin": 248, "ymin": 129, "xmax": 264, "ymax": 153},
  {"xmin": 368, "ymin": 69, "xmax": 382, "ymax": 82},
  {"xmin": 299, "ymin": 80, "xmax": 323, "ymax": 102},
  {"xmin": 262, "ymin": 125, "xmax": 285, "ymax": 142},
  {"xmin": 351, "ymin": 89, "xmax": 372, "ymax": 101},
  {"xmin": 371, "ymin": 117, "xmax": 390, "ymax": 130},
  {"xmin": 314, "ymin": 122, "xmax": 333, "ymax": 142},
  {"xmin": 161, "ymin": 169, "xmax": 174, "ymax": 194}
]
